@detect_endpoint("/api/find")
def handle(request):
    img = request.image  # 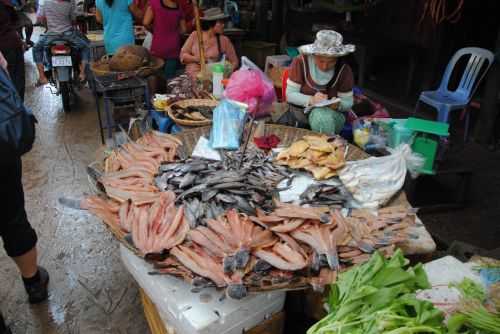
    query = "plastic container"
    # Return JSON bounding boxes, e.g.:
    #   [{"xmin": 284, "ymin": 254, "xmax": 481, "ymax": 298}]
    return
[
  {"xmin": 212, "ymin": 64, "xmax": 224, "ymax": 99},
  {"xmin": 405, "ymin": 117, "xmax": 449, "ymax": 174},
  {"xmin": 120, "ymin": 245, "xmax": 286, "ymax": 334},
  {"xmin": 389, "ymin": 120, "xmax": 414, "ymax": 148}
]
